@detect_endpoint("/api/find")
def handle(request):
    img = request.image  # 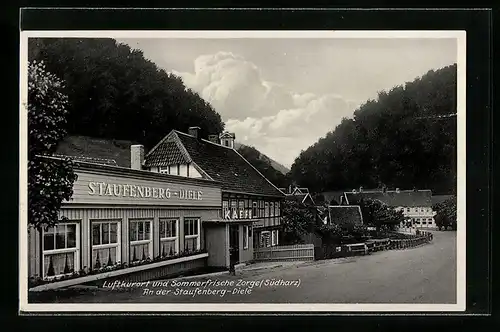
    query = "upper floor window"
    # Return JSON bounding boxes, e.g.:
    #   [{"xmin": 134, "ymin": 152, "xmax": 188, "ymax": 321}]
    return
[
  {"xmin": 159, "ymin": 166, "xmax": 169, "ymax": 174},
  {"xmin": 252, "ymin": 202, "xmax": 258, "ymax": 218}
]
